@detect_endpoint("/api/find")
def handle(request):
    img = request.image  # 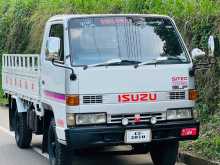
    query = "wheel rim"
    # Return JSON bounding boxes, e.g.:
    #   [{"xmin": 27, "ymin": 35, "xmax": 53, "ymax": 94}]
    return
[{"xmin": 48, "ymin": 126, "xmax": 56, "ymax": 165}]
